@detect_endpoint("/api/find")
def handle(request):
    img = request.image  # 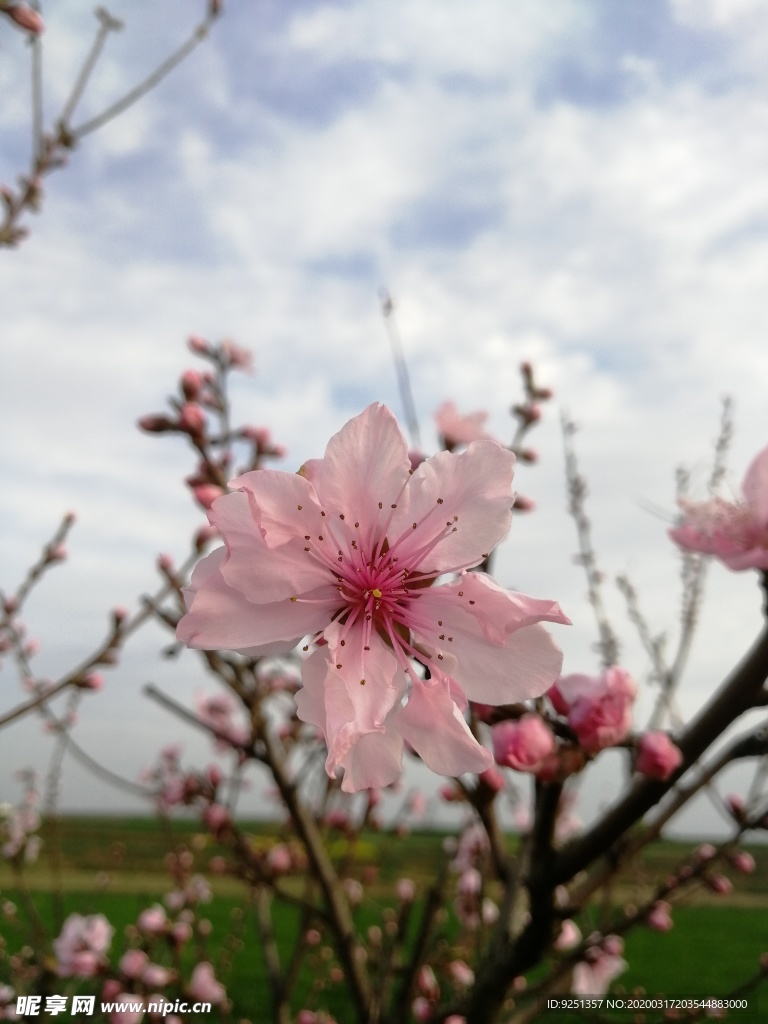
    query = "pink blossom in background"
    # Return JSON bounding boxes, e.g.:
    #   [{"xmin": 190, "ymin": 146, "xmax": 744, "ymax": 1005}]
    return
[
  {"xmin": 434, "ymin": 400, "xmax": 493, "ymax": 450},
  {"xmin": 730, "ymin": 851, "xmax": 756, "ymax": 874},
  {"xmin": 188, "ymin": 961, "xmax": 226, "ymax": 1004},
  {"xmin": 551, "ymin": 667, "xmax": 636, "ymax": 753},
  {"xmin": 554, "ymin": 919, "xmax": 582, "ymax": 950},
  {"xmin": 646, "ymin": 900, "xmax": 673, "ymax": 931},
  {"xmin": 635, "ymin": 731, "xmax": 683, "ymax": 780},
  {"xmin": 118, "ymin": 948, "xmax": 148, "ymax": 980},
  {"xmin": 178, "ymin": 404, "xmax": 568, "ymax": 792},
  {"xmin": 669, "ymin": 446, "xmax": 768, "ymax": 570},
  {"xmin": 492, "ymin": 714, "xmax": 556, "ymax": 773},
  {"xmin": 54, "ymin": 913, "xmax": 114, "ymax": 977},
  {"xmin": 572, "ymin": 948, "xmax": 627, "ymax": 996}
]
